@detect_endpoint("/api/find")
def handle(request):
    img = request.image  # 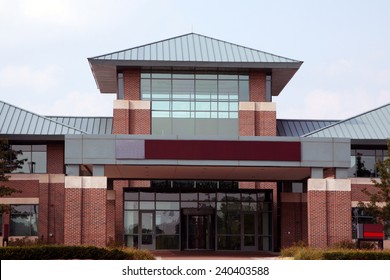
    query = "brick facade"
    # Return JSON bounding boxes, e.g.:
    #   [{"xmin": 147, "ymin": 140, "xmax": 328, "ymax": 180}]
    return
[
  {"xmin": 307, "ymin": 179, "xmax": 352, "ymax": 248},
  {"xmin": 129, "ymin": 109, "xmax": 150, "ymax": 134},
  {"xmin": 255, "ymin": 111, "xmax": 276, "ymax": 136},
  {"xmin": 123, "ymin": 69, "xmax": 140, "ymax": 100},
  {"xmin": 280, "ymin": 193, "xmax": 308, "ymax": 248},
  {"xmin": 249, "ymin": 72, "xmax": 266, "ymax": 102},
  {"xmin": 113, "ymin": 109, "xmax": 130, "ymax": 134},
  {"xmin": 47, "ymin": 142, "xmax": 64, "ymax": 174}
]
